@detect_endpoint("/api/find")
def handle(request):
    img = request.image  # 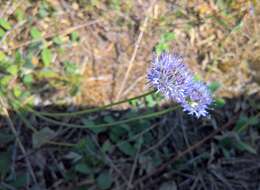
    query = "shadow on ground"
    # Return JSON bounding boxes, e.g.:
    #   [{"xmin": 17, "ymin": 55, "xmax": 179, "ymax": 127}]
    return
[{"xmin": 0, "ymin": 92, "xmax": 260, "ymax": 190}]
